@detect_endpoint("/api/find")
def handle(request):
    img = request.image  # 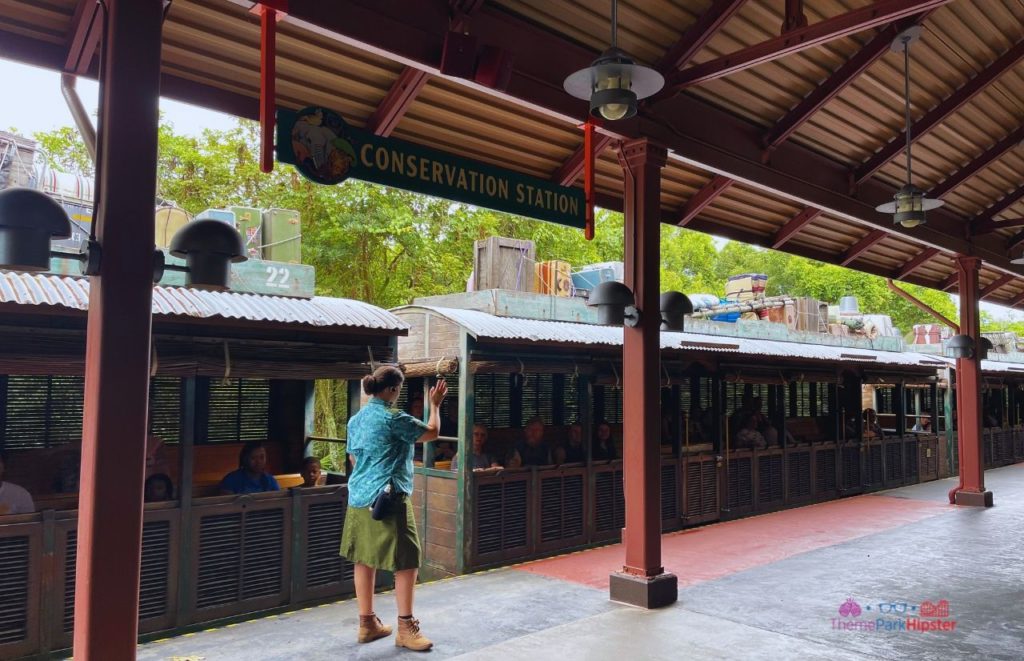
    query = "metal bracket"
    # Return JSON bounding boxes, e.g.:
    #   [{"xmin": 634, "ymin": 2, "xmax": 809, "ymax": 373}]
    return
[{"xmin": 623, "ymin": 305, "xmax": 641, "ymax": 327}]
